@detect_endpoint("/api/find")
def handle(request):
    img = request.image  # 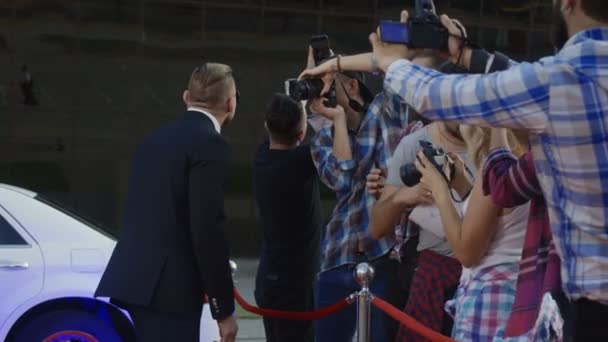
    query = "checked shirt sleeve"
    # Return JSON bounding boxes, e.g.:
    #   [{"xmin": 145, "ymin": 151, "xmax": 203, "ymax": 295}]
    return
[
  {"xmin": 310, "ymin": 127, "xmax": 357, "ymax": 193},
  {"xmin": 384, "ymin": 59, "xmax": 552, "ymax": 133}
]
